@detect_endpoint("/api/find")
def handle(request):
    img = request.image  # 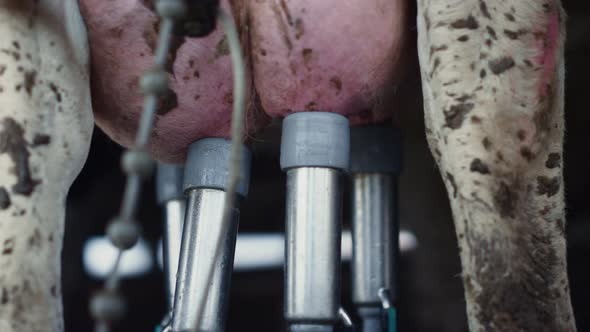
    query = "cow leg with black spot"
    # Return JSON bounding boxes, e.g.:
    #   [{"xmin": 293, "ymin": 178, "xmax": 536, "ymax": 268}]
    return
[
  {"xmin": 0, "ymin": 1, "xmax": 92, "ymax": 331},
  {"xmin": 417, "ymin": 0, "xmax": 576, "ymax": 330}
]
